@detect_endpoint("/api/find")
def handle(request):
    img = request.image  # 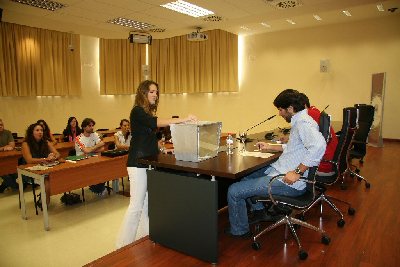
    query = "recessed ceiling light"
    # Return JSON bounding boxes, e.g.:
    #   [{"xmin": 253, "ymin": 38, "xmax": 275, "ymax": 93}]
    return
[
  {"xmin": 286, "ymin": 19, "xmax": 296, "ymax": 25},
  {"xmin": 342, "ymin": 10, "xmax": 352, "ymax": 16},
  {"xmin": 313, "ymin": 14, "xmax": 322, "ymax": 21},
  {"xmin": 161, "ymin": 0, "xmax": 214, "ymax": 18},
  {"xmin": 108, "ymin": 18, "xmax": 155, "ymax": 30},
  {"xmin": 377, "ymin": 4, "xmax": 385, "ymax": 12},
  {"xmin": 11, "ymin": 0, "xmax": 66, "ymax": 11}
]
